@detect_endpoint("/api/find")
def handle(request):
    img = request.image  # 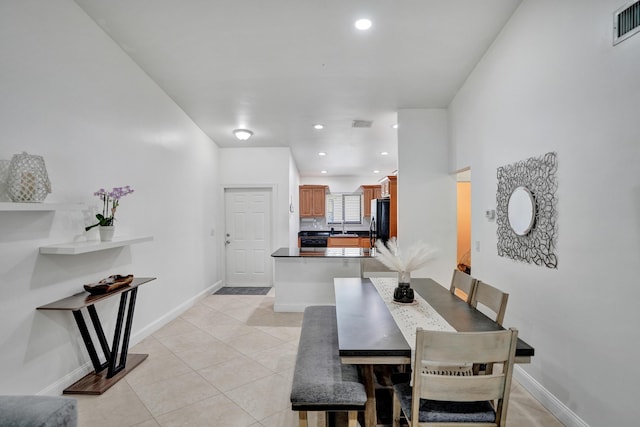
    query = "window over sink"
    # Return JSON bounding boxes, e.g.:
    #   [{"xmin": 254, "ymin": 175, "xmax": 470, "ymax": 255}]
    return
[{"xmin": 326, "ymin": 193, "xmax": 362, "ymax": 224}]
